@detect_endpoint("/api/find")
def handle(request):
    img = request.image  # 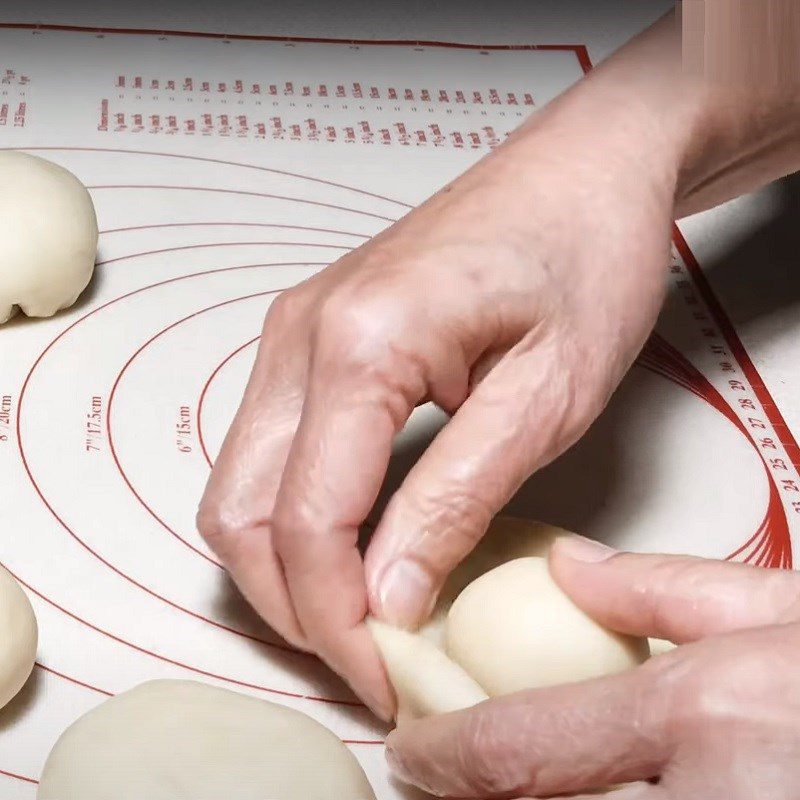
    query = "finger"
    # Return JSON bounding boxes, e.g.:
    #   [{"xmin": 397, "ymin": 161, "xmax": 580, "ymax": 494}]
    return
[
  {"xmin": 549, "ymin": 536, "xmax": 800, "ymax": 643},
  {"xmin": 366, "ymin": 331, "xmax": 606, "ymax": 628},
  {"xmin": 197, "ymin": 292, "xmax": 309, "ymax": 647},
  {"xmin": 270, "ymin": 299, "xmax": 435, "ymax": 719},
  {"xmin": 385, "ymin": 666, "xmax": 670, "ymax": 798}
]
